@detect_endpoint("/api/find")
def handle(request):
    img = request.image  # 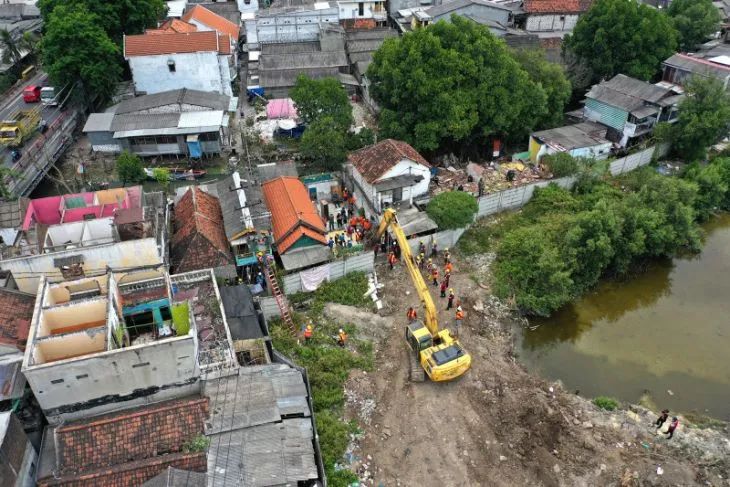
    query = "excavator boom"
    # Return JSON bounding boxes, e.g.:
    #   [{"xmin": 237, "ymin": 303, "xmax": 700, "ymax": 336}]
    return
[{"xmin": 376, "ymin": 209, "xmax": 439, "ymax": 336}]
